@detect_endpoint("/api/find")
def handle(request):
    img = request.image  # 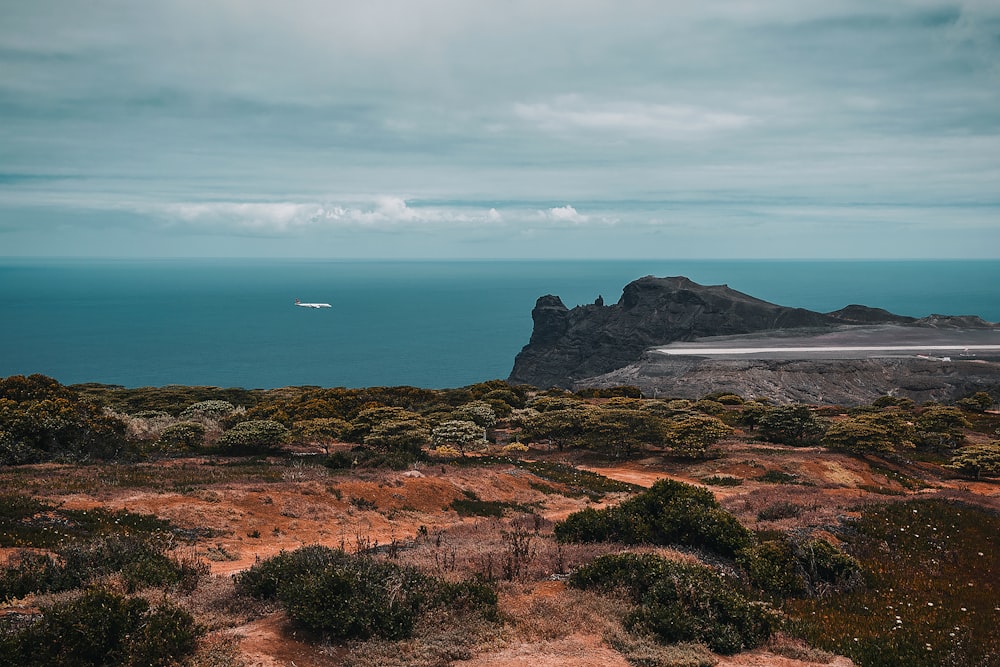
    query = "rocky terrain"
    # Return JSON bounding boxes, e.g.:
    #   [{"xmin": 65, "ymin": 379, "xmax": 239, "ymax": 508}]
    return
[{"xmin": 509, "ymin": 276, "xmax": 1000, "ymax": 403}]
